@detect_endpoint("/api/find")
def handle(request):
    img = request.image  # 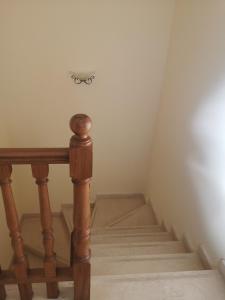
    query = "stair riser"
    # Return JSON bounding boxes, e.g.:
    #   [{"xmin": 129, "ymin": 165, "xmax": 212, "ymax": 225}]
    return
[
  {"xmin": 92, "ymin": 234, "xmax": 173, "ymax": 244},
  {"xmin": 92, "ymin": 255, "xmax": 204, "ymax": 276},
  {"xmin": 92, "ymin": 227, "xmax": 162, "ymax": 235},
  {"xmin": 92, "ymin": 243, "xmax": 187, "ymax": 257}
]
